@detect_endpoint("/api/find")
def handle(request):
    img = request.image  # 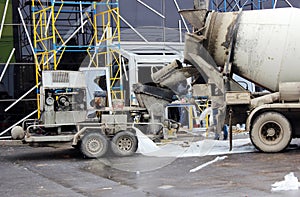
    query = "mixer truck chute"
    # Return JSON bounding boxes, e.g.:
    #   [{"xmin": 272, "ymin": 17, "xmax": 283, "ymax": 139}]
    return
[{"xmin": 180, "ymin": 7, "xmax": 300, "ymax": 152}]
